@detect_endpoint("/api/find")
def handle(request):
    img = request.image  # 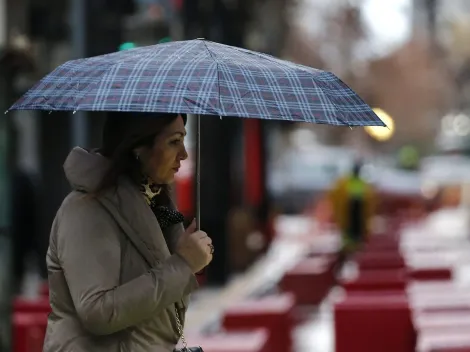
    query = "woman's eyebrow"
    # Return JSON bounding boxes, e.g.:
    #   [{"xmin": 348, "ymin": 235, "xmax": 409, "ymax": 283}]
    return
[{"xmin": 170, "ymin": 131, "xmax": 186, "ymax": 137}]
